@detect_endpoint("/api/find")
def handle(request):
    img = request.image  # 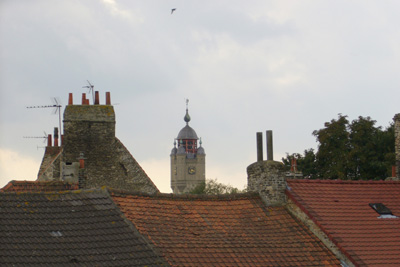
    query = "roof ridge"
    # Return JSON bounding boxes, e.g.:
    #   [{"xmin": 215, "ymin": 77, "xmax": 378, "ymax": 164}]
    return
[
  {"xmin": 287, "ymin": 179, "xmax": 400, "ymax": 184},
  {"xmin": 109, "ymin": 188, "xmax": 260, "ymax": 200},
  {"xmin": 0, "ymin": 187, "xmax": 108, "ymax": 196}
]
